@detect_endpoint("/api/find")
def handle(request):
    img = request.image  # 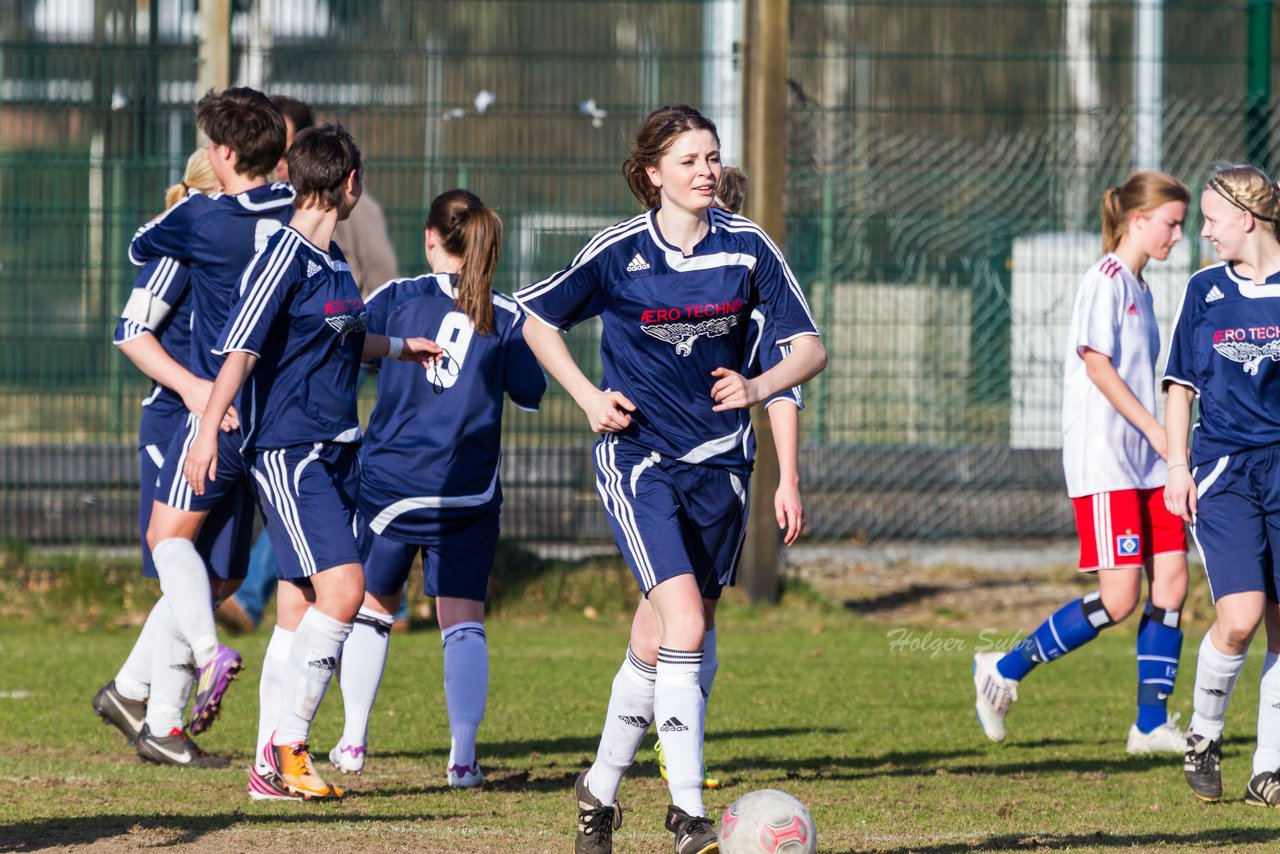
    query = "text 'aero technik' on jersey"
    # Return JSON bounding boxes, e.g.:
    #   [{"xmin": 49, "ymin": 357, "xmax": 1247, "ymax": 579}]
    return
[
  {"xmin": 1163, "ymin": 261, "xmax": 1280, "ymax": 465},
  {"xmin": 514, "ymin": 206, "xmax": 820, "ymax": 469},
  {"xmin": 128, "ymin": 182, "xmax": 296, "ymax": 381},
  {"xmin": 215, "ymin": 226, "xmax": 368, "ymax": 453}
]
